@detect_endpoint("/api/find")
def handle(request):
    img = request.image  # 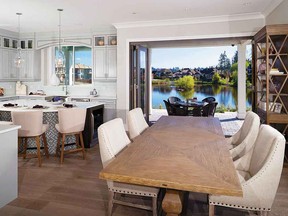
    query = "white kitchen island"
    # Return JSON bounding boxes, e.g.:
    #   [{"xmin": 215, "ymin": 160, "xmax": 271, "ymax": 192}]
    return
[{"xmin": 0, "ymin": 124, "xmax": 21, "ymax": 208}]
